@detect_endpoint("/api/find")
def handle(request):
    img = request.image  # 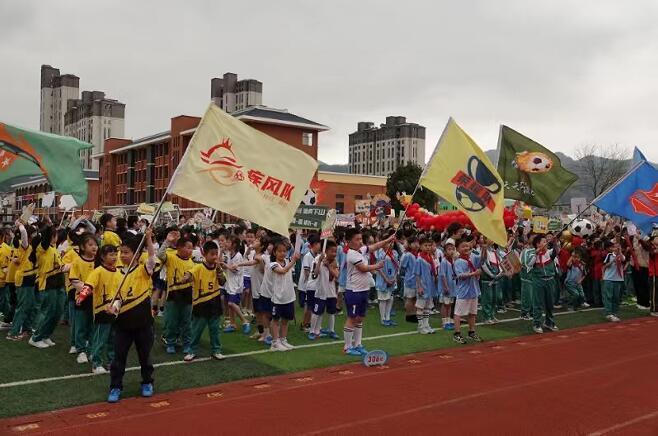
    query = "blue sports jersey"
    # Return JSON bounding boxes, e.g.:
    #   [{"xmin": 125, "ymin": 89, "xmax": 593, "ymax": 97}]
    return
[
  {"xmin": 439, "ymin": 257, "xmax": 456, "ymax": 297},
  {"xmin": 415, "ymin": 255, "xmax": 438, "ymax": 299},
  {"xmin": 602, "ymin": 253, "xmax": 625, "ymax": 282},
  {"xmin": 375, "ymin": 249, "xmax": 397, "ymax": 292},
  {"xmin": 400, "ymin": 252, "xmax": 417, "ymax": 289},
  {"xmin": 337, "ymin": 244, "xmax": 347, "ymax": 288},
  {"xmin": 454, "ymin": 254, "xmax": 481, "ymax": 299}
]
